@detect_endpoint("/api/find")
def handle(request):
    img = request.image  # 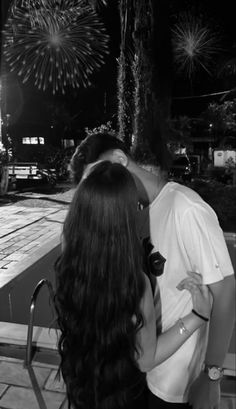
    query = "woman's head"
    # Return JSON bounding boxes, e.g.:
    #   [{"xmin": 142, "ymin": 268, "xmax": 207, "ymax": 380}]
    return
[
  {"xmin": 70, "ymin": 132, "xmax": 130, "ymax": 184},
  {"xmin": 64, "ymin": 160, "xmax": 139, "ymax": 259},
  {"xmin": 55, "ymin": 161, "xmax": 145, "ymax": 408}
]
